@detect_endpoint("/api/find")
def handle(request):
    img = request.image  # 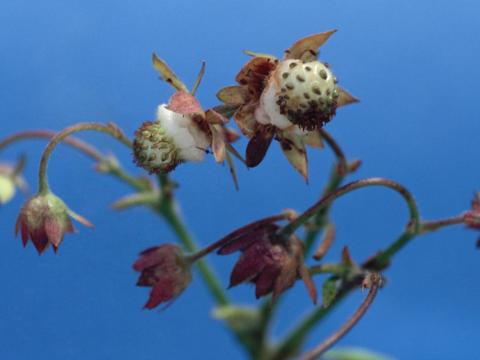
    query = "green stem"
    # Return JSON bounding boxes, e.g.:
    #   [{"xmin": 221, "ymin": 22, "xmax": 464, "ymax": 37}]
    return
[
  {"xmin": 156, "ymin": 175, "xmax": 229, "ymax": 306},
  {"xmin": 274, "ymin": 210, "xmax": 464, "ymax": 359},
  {"xmin": 303, "ymin": 130, "xmax": 348, "ymax": 255},
  {"xmin": 37, "ymin": 123, "xmax": 132, "ymax": 194}
]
